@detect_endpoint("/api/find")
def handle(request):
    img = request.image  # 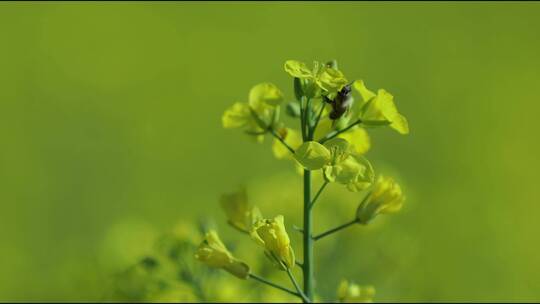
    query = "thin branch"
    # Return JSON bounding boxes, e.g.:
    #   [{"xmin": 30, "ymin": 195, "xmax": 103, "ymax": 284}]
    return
[
  {"xmin": 249, "ymin": 273, "xmax": 300, "ymax": 298},
  {"xmin": 309, "ymin": 181, "xmax": 328, "ymax": 210},
  {"xmin": 269, "ymin": 127, "xmax": 295, "ymax": 154},
  {"xmin": 249, "ymin": 108, "xmax": 295, "ymax": 154},
  {"xmin": 312, "ymin": 219, "xmax": 359, "ymax": 241},
  {"xmin": 286, "ymin": 268, "xmax": 311, "ymax": 303},
  {"xmin": 292, "ymin": 224, "xmax": 304, "ymax": 234},
  {"xmin": 318, "ymin": 119, "xmax": 362, "ymax": 144}
]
